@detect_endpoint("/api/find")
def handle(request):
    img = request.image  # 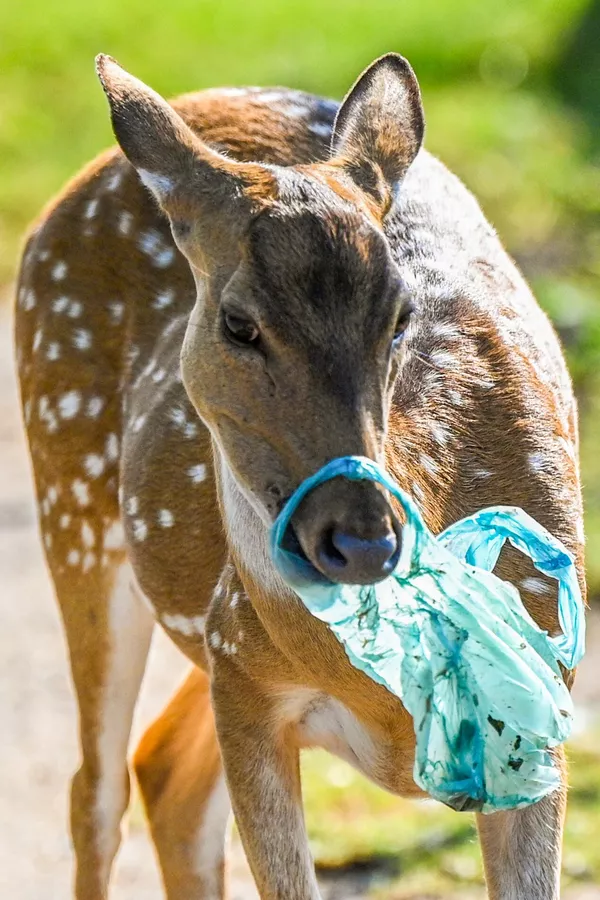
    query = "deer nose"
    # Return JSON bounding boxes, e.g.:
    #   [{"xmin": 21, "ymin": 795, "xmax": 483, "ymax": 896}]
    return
[{"xmin": 315, "ymin": 525, "xmax": 400, "ymax": 584}]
